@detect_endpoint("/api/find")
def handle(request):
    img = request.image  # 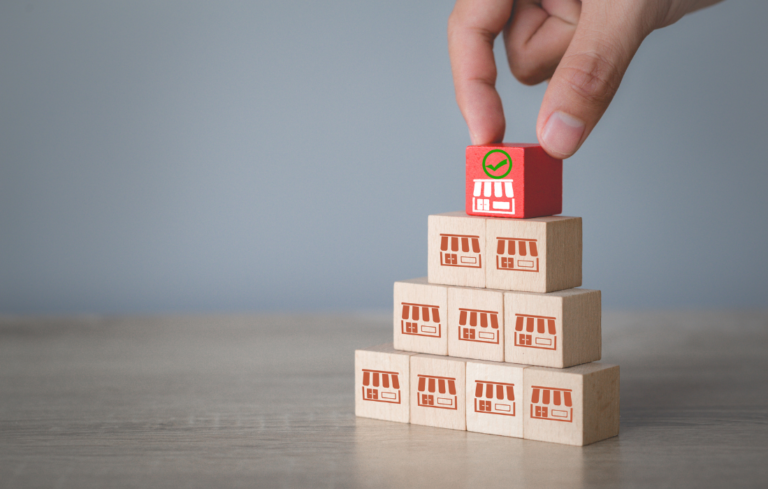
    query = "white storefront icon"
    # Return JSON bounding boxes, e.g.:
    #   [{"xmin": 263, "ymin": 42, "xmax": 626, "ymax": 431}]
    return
[{"xmin": 472, "ymin": 179, "xmax": 515, "ymax": 215}]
